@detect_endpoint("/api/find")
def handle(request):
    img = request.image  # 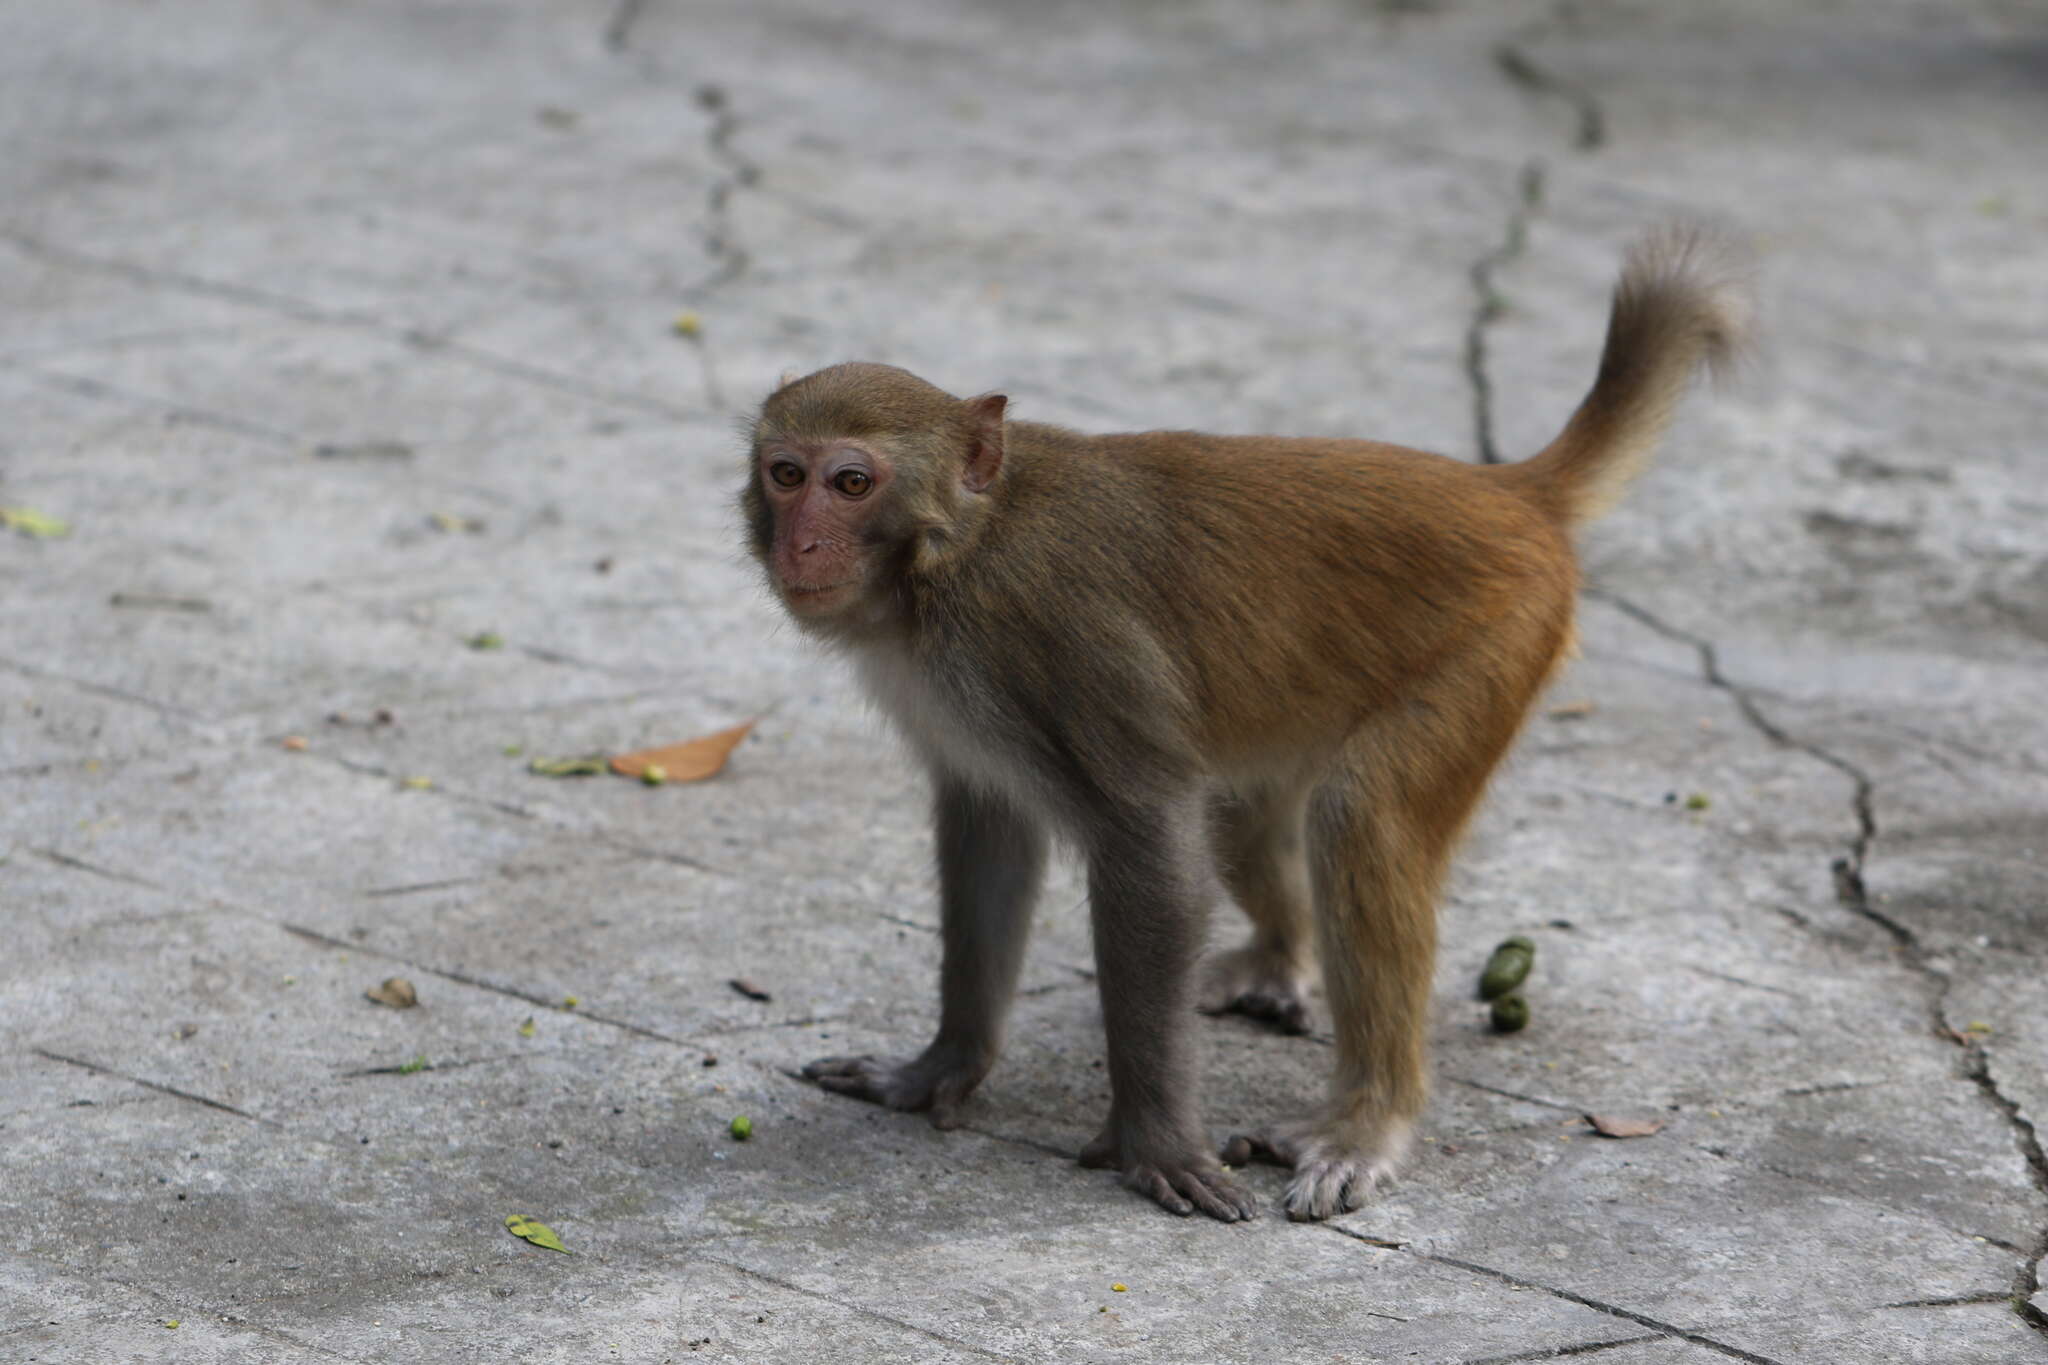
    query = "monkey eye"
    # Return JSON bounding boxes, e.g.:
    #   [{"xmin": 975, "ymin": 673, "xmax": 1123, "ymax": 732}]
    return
[
  {"xmin": 832, "ymin": 468, "xmax": 873, "ymax": 497},
  {"xmin": 767, "ymin": 460, "xmax": 804, "ymax": 489}
]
